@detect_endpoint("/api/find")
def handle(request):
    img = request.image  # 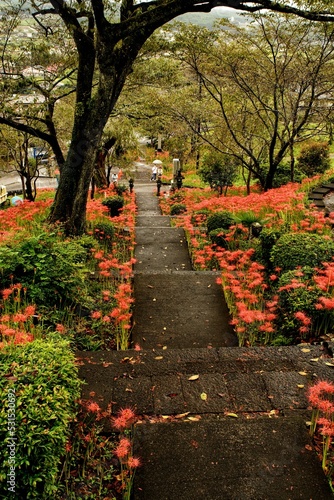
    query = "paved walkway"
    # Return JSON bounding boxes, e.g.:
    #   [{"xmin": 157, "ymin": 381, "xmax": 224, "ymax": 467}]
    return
[{"xmin": 78, "ymin": 162, "xmax": 334, "ymax": 499}]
